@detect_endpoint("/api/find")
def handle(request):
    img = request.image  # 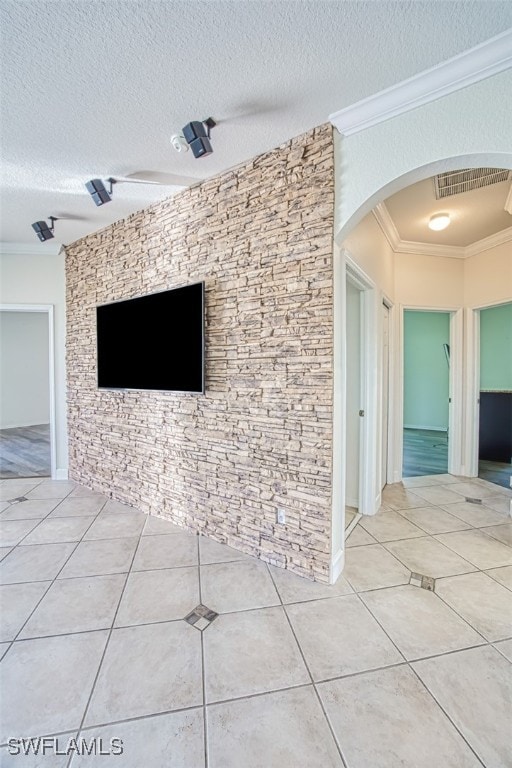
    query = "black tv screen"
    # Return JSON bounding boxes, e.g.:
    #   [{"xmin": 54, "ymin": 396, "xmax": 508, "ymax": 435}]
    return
[{"xmin": 96, "ymin": 282, "xmax": 204, "ymax": 393}]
